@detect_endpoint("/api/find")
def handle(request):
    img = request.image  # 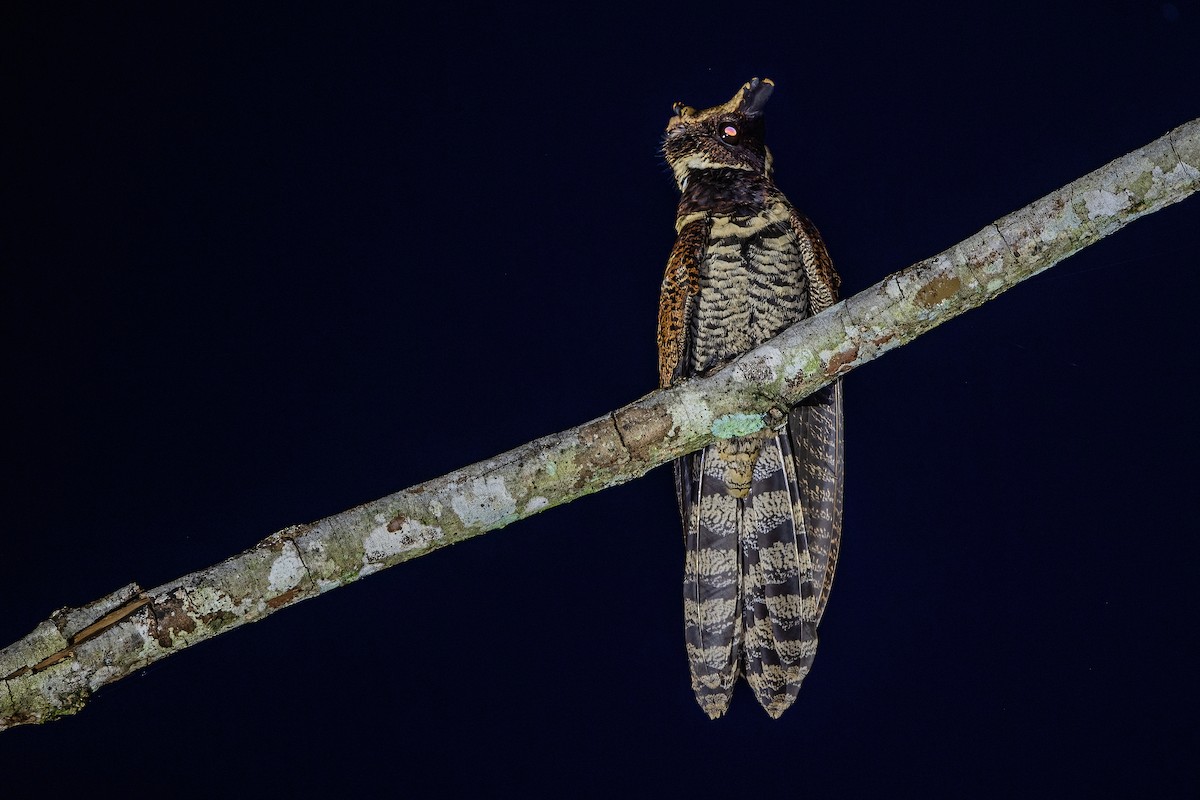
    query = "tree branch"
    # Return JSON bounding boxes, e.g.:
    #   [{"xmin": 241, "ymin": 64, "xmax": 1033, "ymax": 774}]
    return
[{"xmin": 3, "ymin": 119, "xmax": 1197, "ymax": 731}]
